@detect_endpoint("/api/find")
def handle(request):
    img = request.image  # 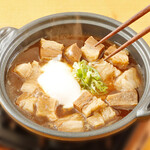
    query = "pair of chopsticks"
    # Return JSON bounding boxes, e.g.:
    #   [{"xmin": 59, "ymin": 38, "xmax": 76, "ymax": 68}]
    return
[{"xmin": 95, "ymin": 5, "xmax": 150, "ymax": 60}]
